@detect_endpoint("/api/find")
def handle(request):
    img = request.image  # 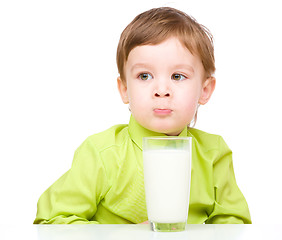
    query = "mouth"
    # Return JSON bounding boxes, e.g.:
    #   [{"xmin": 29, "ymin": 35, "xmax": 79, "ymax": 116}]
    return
[{"xmin": 153, "ymin": 108, "xmax": 172, "ymax": 115}]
